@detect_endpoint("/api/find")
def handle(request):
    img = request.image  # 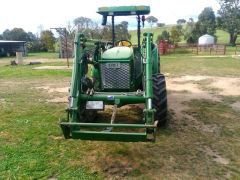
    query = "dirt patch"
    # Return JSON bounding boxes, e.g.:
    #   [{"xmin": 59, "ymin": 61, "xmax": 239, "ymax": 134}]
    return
[
  {"xmin": 49, "ymin": 135, "xmax": 63, "ymax": 140},
  {"xmin": 35, "ymin": 75, "xmax": 239, "ymax": 134},
  {"xmin": 32, "ymin": 66, "xmax": 72, "ymax": 70},
  {"xmin": 187, "ymin": 113, "xmax": 220, "ymax": 134},
  {"xmin": 0, "ymin": 58, "xmax": 72, "ymax": 65},
  {"xmin": 0, "ymin": 131, "xmax": 9, "ymax": 137},
  {"xmin": 166, "ymin": 76, "xmax": 240, "ymax": 135},
  {"xmin": 36, "ymin": 86, "xmax": 68, "ymax": 93},
  {"xmin": 168, "ymin": 93, "xmax": 221, "ymax": 134},
  {"xmin": 169, "ymin": 75, "xmax": 210, "ymax": 82},
  {"xmin": 192, "ymin": 55, "xmax": 230, "ymax": 58},
  {"xmin": 34, "ymin": 75, "xmax": 240, "ymax": 120},
  {"xmin": 199, "ymin": 146, "xmax": 230, "ymax": 165},
  {"xmin": 168, "ymin": 83, "xmax": 203, "ymax": 93},
  {"xmin": 167, "ymin": 76, "xmax": 240, "ymax": 118},
  {"xmin": 47, "ymin": 97, "xmax": 68, "ymax": 103},
  {"xmin": 166, "ymin": 76, "xmax": 219, "ymax": 120},
  {"xmin": 25, "ymin": 58, "xmax": 72, "ymax": 64},
  {"xmin": 210, "ymin": 78, "xmax": 240, "ymax": 96},
  {"xmin": 166, "ymin": 75, "xmax": 216, "ymax": 98},
  {"xmin": 0, "ymin": 98, "xmax": 6, "ymax": 104},
  {"xmin": 232, "ymin": 55, "xmax": 240, "ymax": 59},
  {"xmin": 231, "ymin": 101, "xmax": 240, "ymax": 112},
  {"xmin": 100, "ymin": 156, "xmax": 138, "ymax": 179},
  {"xmin": 35, "ymin": 82, "xmax": 69, "ymax": 103}
]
